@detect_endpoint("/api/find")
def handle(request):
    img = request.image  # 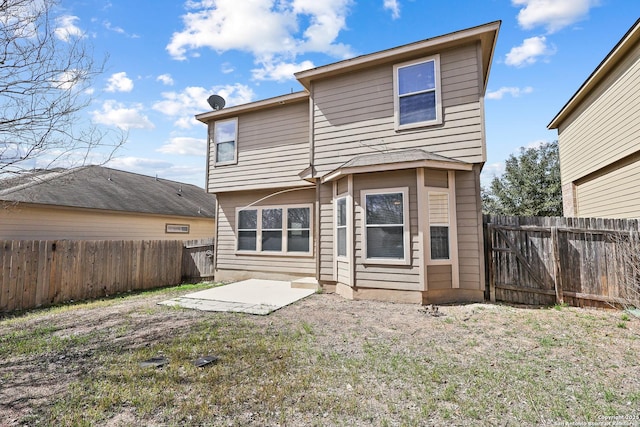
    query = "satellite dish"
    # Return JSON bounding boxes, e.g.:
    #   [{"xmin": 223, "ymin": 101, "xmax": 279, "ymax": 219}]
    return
[{"xmin": 207, "ymin": 94, "xmax": 226, "ymax": 111}]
